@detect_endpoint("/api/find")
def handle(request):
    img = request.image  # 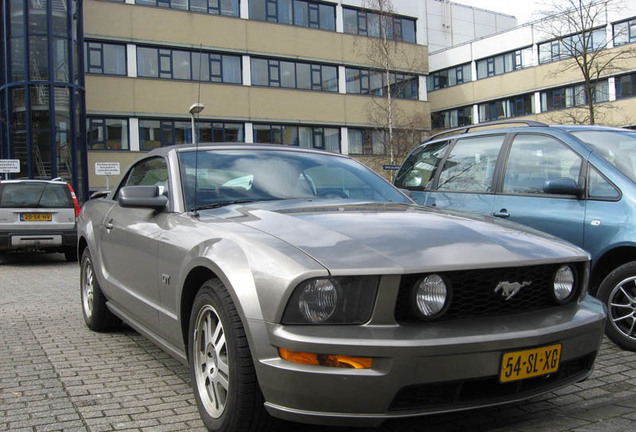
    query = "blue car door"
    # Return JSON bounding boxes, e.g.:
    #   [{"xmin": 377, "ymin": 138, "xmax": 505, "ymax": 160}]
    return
[
  {"xmin": 397, "ymin": 135, "xmax": 505, "ymax": 215},
  {"xmin": 492, "ymin": 133, "xmax": 586, "ymax": 247}
]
